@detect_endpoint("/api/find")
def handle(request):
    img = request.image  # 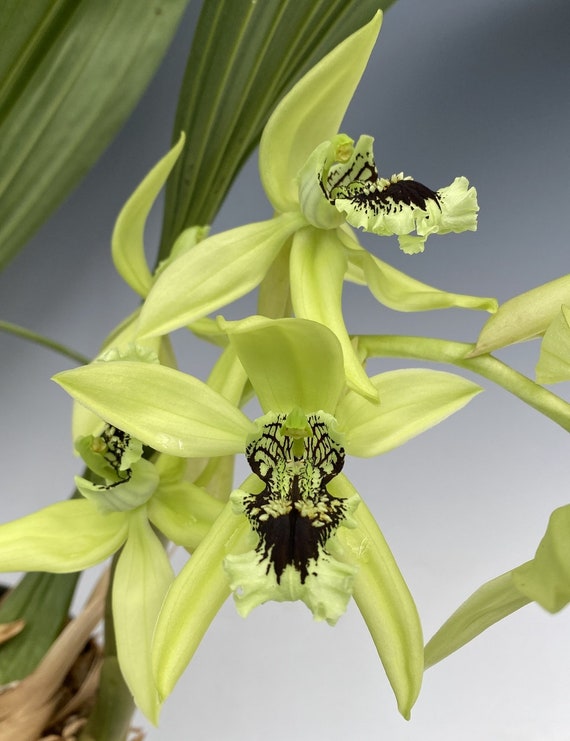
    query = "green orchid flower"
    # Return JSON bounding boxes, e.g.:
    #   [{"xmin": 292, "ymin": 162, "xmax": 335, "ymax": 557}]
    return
[
  {"xmin": 0, "ymin": 405, "xmax": 222, "ymax": 723},
  {"xmin": 135, "ymin": 11, "xmax": 496, "ymax": 401},
  {"xmin": 53, "ymin": 316, "xmax": 483, "ymax": 719}
]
